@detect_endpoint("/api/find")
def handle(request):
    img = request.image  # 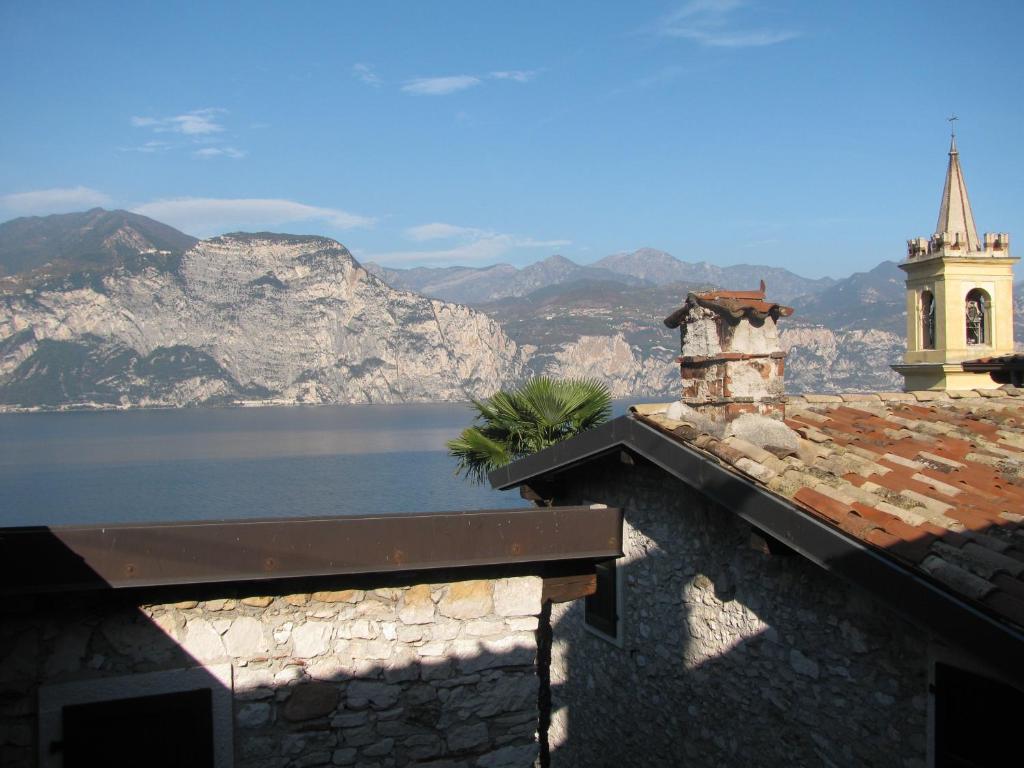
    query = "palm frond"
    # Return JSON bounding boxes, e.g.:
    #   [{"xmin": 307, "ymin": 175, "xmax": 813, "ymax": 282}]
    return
[
  {"xmin": 448, "ymin": 376, "xmax": 612, "ymax": 484},
  {"xmin": 446, "ymin": 426, "xmax": 511, "ymax": 484}
]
